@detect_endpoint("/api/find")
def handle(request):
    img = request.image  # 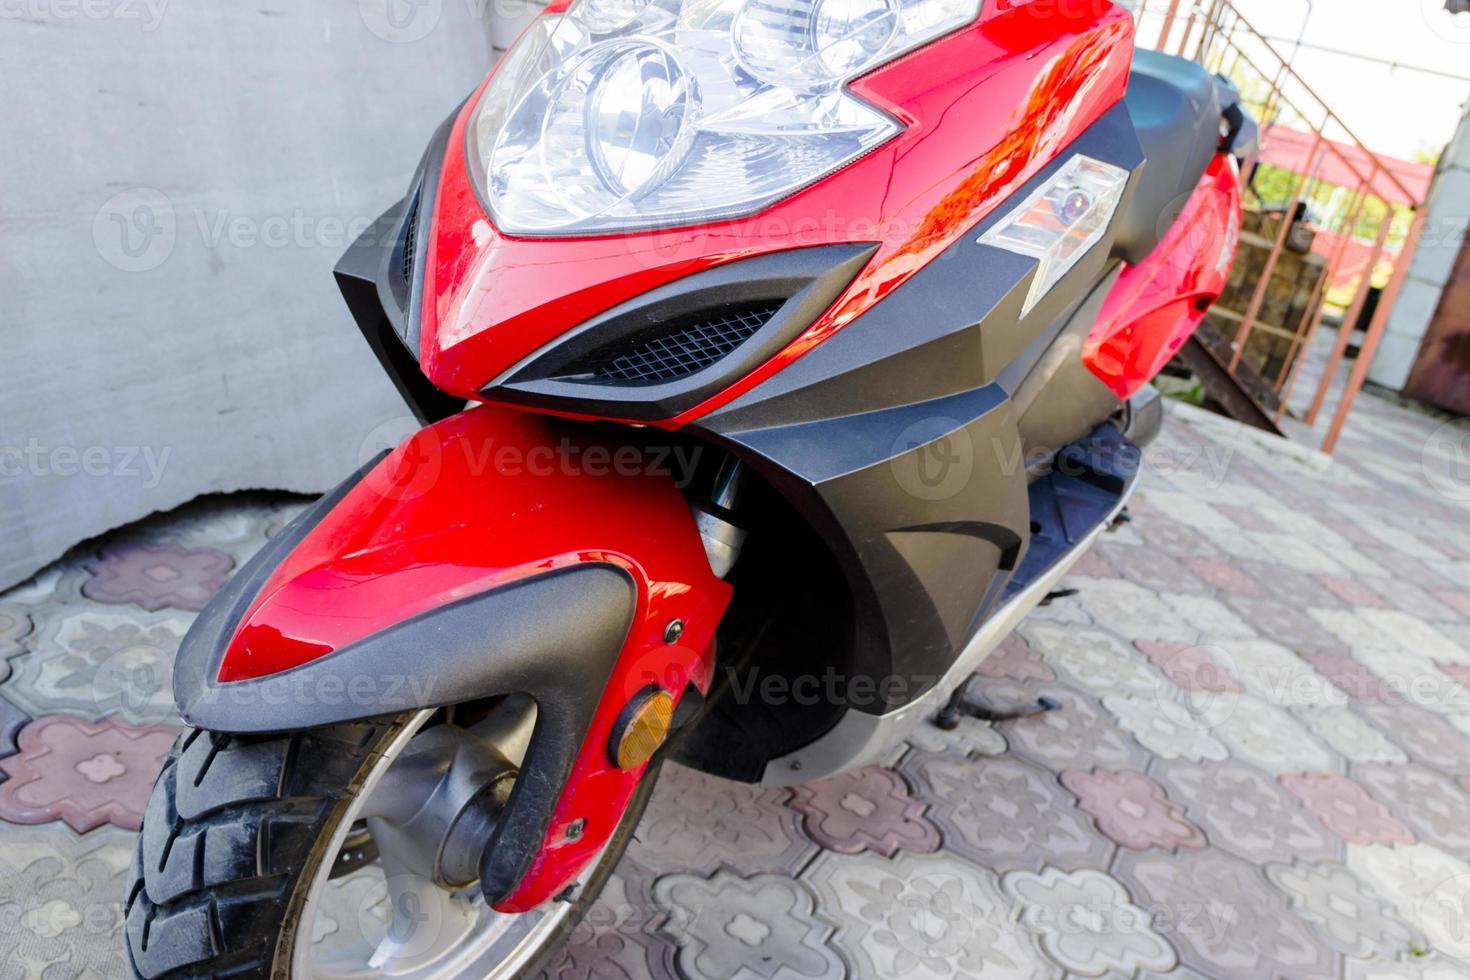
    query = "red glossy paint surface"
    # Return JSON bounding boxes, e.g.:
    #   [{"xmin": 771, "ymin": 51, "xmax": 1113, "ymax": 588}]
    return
[
  {"xmin": 1085, "ymin": 153, "xmax": 1242, "ymax": 399},
  {"xmin": 215, "ymin": 405, "xmax": 731, "ymax": 909},
  {"xmin": 420, "ymin": 2, "xmax": 1135, "ymax": 422}
]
